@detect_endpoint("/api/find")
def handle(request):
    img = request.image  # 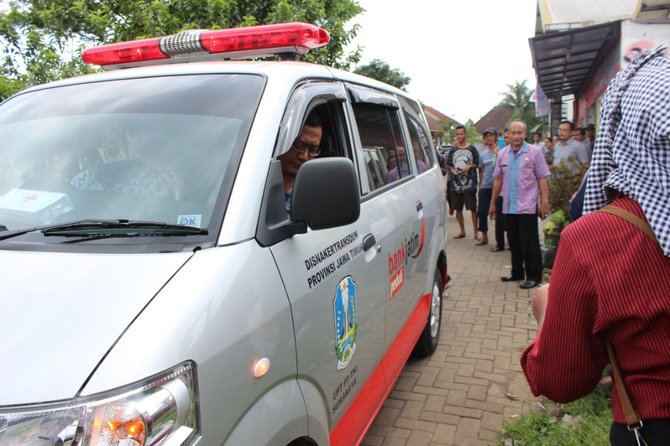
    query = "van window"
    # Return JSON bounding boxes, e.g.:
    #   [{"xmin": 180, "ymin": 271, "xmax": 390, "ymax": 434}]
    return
[
  {"xmin": 351, "ymin": 103, "xmax": 407, "ymax": 192},
  {"xmin": 404, "ymin": 112, "xmax": 434, "ymax": 172}
]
